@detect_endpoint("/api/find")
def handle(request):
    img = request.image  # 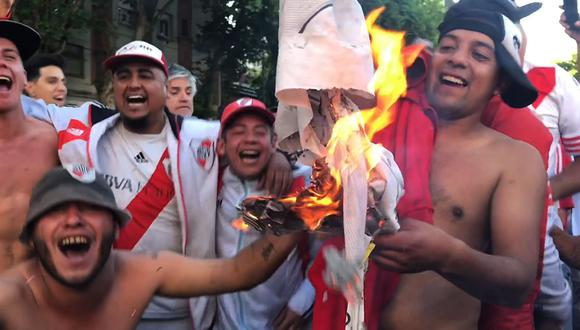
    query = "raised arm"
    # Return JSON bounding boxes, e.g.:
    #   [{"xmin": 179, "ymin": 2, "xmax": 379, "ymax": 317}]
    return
[{"xmin": 155, "ymin": 232, "xmax": 301, "ymax": 298}]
